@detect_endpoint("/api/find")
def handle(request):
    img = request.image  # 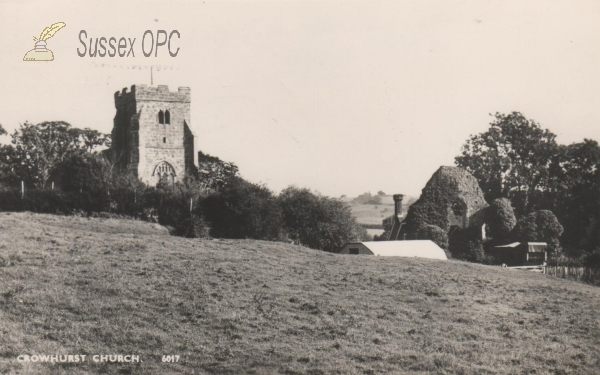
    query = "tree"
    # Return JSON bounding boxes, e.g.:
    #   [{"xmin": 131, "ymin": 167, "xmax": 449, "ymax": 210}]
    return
[
  {"xmin": 200, "ymin": 177, "xmax": 283, "ymax": 240},
  {"xmin": 455, "ymin": 113, "xmax": 600, "ymax": 258},
  {"xmin": 367, "ymin": 195, "xmax": 382, "ymax": 205},
  {"xmin": 197, "ymin": 151, "xmax": 239, "ymax": 190},
  {"xmin": 0, "ymin": 121, "xmax": 109, "ymax": 189},
  {"xmin": 512, "ymin": 210, "xmax": 564, "ymax": 253},
  {"xmin": 374, "ymin": 215, "xmax": 395, "ymax": 241},
  {"xmin": 455, "ymin": 112, "xmax": 559, "ymax": 215},
  {"xmin": 548, "ymin": 140, "xmax": 600, "ymax": 252},
  {"xmin": 278, "ymin": 186, "xmax": 367, "ymax": 252},
  {"xmin": 0, "ymin": 124, "xmax": 6, "ymax": 136},
  {"xmin": 78, "ymin": 128, "xmax": 111, "ymax": 152},
  {"xmin": 353, "ymin": 192, "xmax": 373, "ymax": 205}
]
